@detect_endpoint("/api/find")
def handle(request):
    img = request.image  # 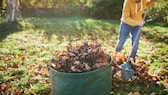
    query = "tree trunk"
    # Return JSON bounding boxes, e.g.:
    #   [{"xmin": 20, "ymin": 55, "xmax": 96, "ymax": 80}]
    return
[
  {"xmin": 6, "ymin": 0, "xmax": 21, "ymax": 23},
  {"xmin": 0, "ymin": 0, "xmax": 4, "ymax": 16}
]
